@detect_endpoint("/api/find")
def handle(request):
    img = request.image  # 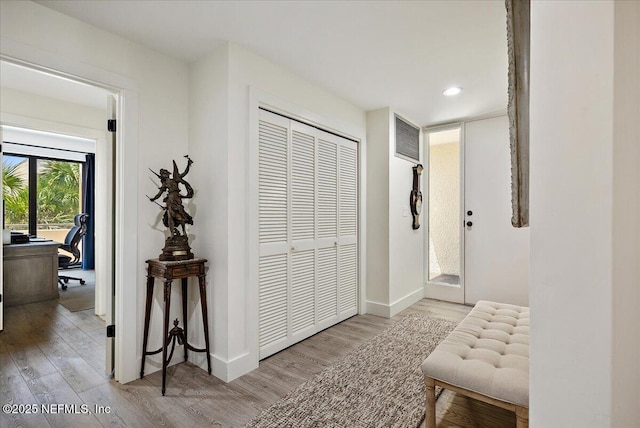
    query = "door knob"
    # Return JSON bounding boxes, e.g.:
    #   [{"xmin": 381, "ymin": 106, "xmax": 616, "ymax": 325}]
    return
[
  {"xmin": 467, "ymin": 210, "xmax": 473, "ymax": 216},
  {"xmin": 466, "ymin": 221, "xmax": 473, "ymax": 227}
]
